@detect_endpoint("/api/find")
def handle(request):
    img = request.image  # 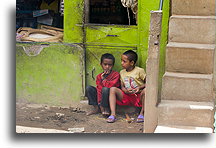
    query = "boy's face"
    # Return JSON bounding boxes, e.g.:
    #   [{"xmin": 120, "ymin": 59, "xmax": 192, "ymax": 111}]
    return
[
  {"xmin": 121, "ymin": 55, "xmax": 134, "ymax": 69},
  {"xmin": 101, "ymin": 58, "xmax": 114, "ymax": 73}
]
